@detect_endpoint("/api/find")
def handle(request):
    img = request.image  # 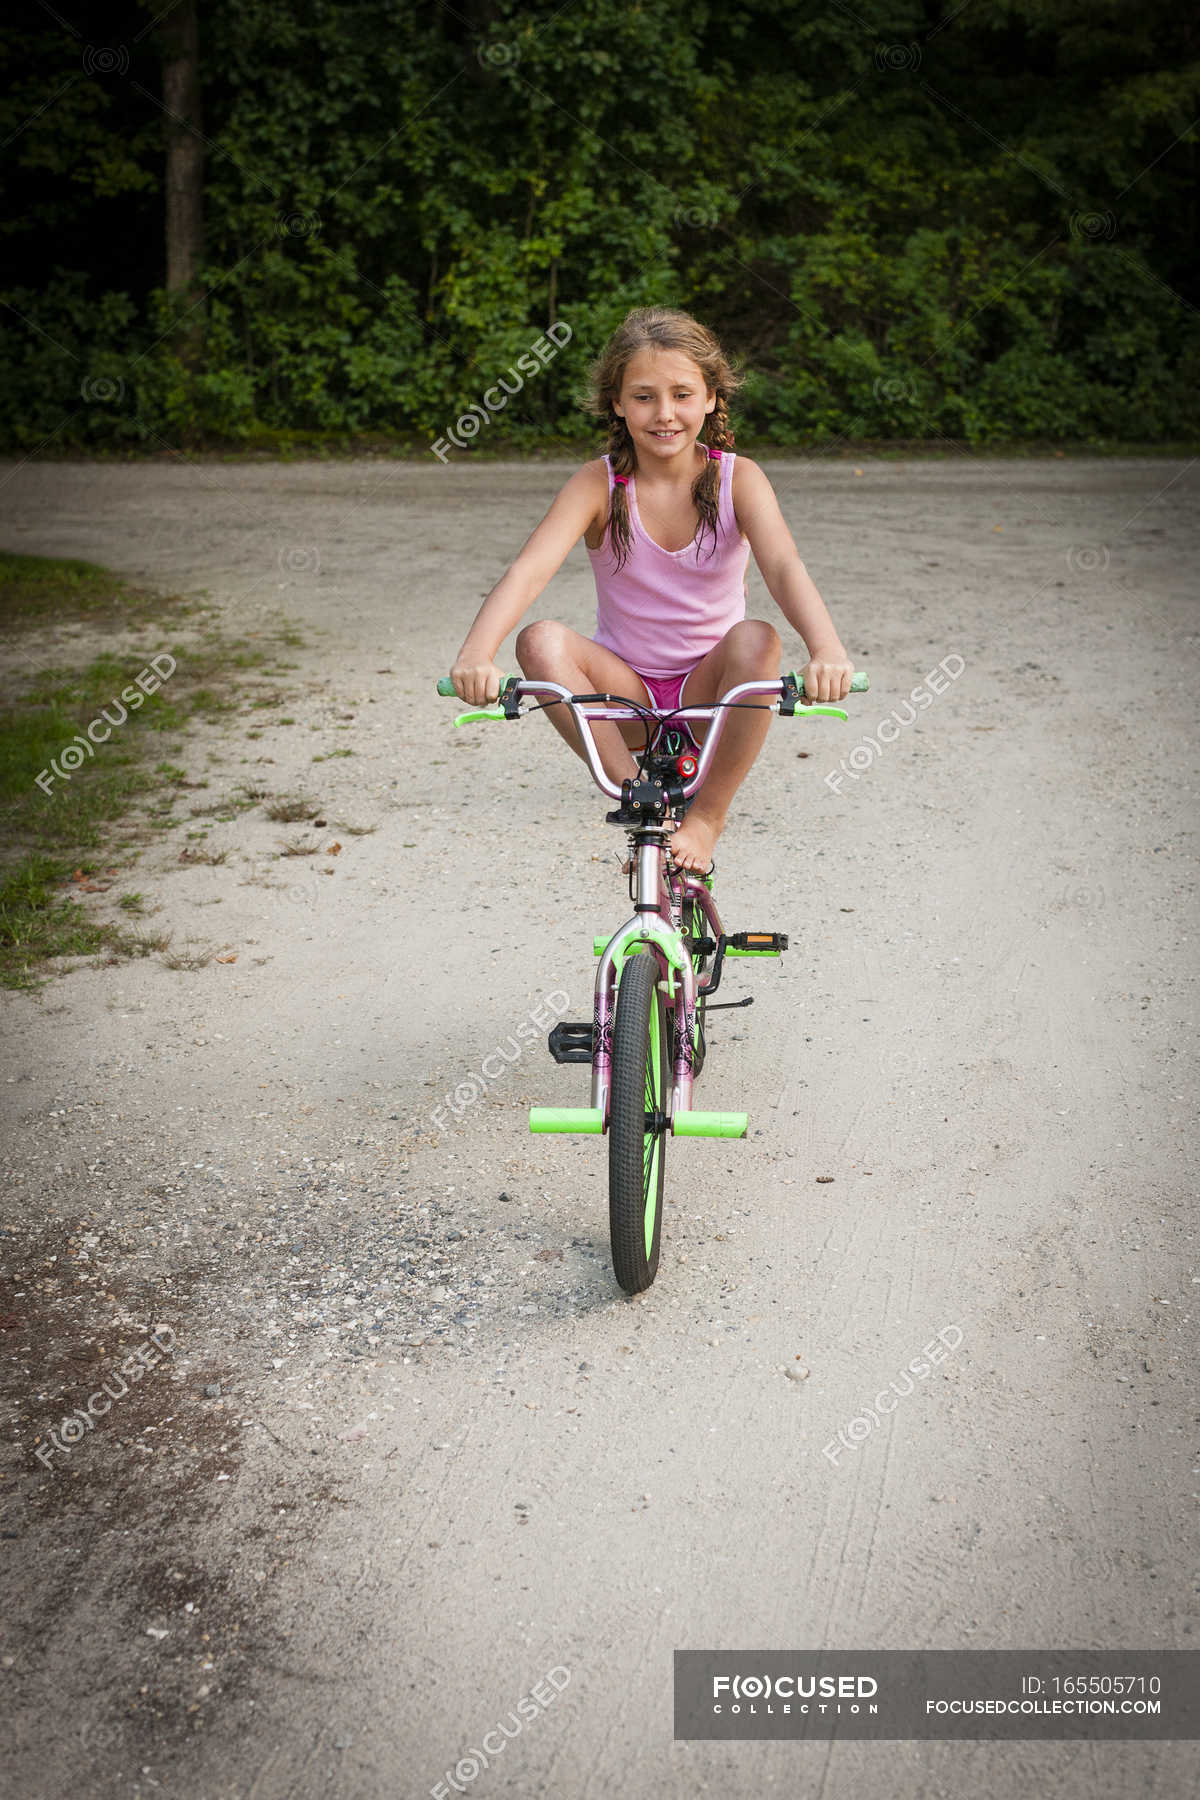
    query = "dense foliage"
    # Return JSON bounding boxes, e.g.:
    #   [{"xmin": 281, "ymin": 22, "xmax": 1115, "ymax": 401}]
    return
[{"xmin": 1, "ymin": 0, "xmax": 1197, "ymax": 449}]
